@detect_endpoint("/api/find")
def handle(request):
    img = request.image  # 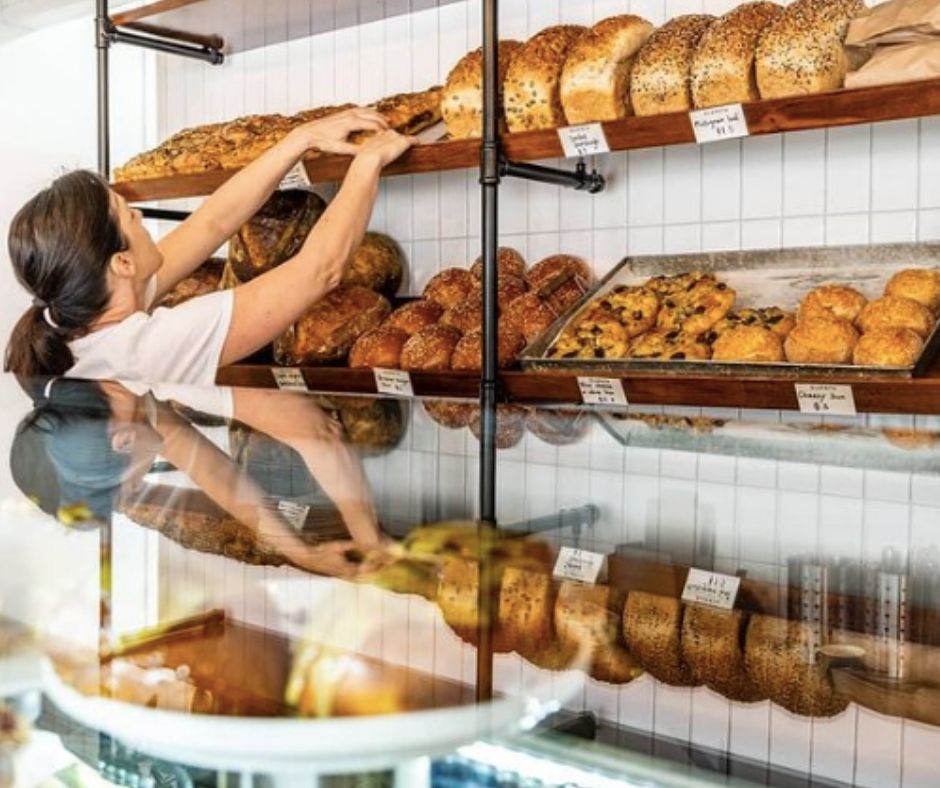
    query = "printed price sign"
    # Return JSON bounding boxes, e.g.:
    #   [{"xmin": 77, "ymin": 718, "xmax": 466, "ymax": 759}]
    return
[
  {"xmin": 271, "ymin": 367, "xmax": 308, "ymax": 392},
  {"xmin": 794, "ymin": 383, "xmax": 857, "ymax": 415},
  {"xmin": 681, "ymin": 568, "xmax": 741, "ymax": 610},
  {"xmin": 373, "ymin": 368, "xmax": 414, "ymax": 397},
  {"xmin": 553, "ymin": 547, "xmax": 606, "ymax": 584},
  {"xmin": 577, "ymin": 376, "xmax": 628, "ymax": 407},
  {"xmin": 279, "ymin": 160, "xmax": 313, "ymax": 191},
  {"xmin": 277, "ymin": 500, "xmax": 311, "ymax": 531},
  {"xmin": 690, "ymin": 103, "xmax": 750, "ymax": 144},
  {"xmin": 557, "ymin": 123, "xmax": 611, "ymax": 158}
]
